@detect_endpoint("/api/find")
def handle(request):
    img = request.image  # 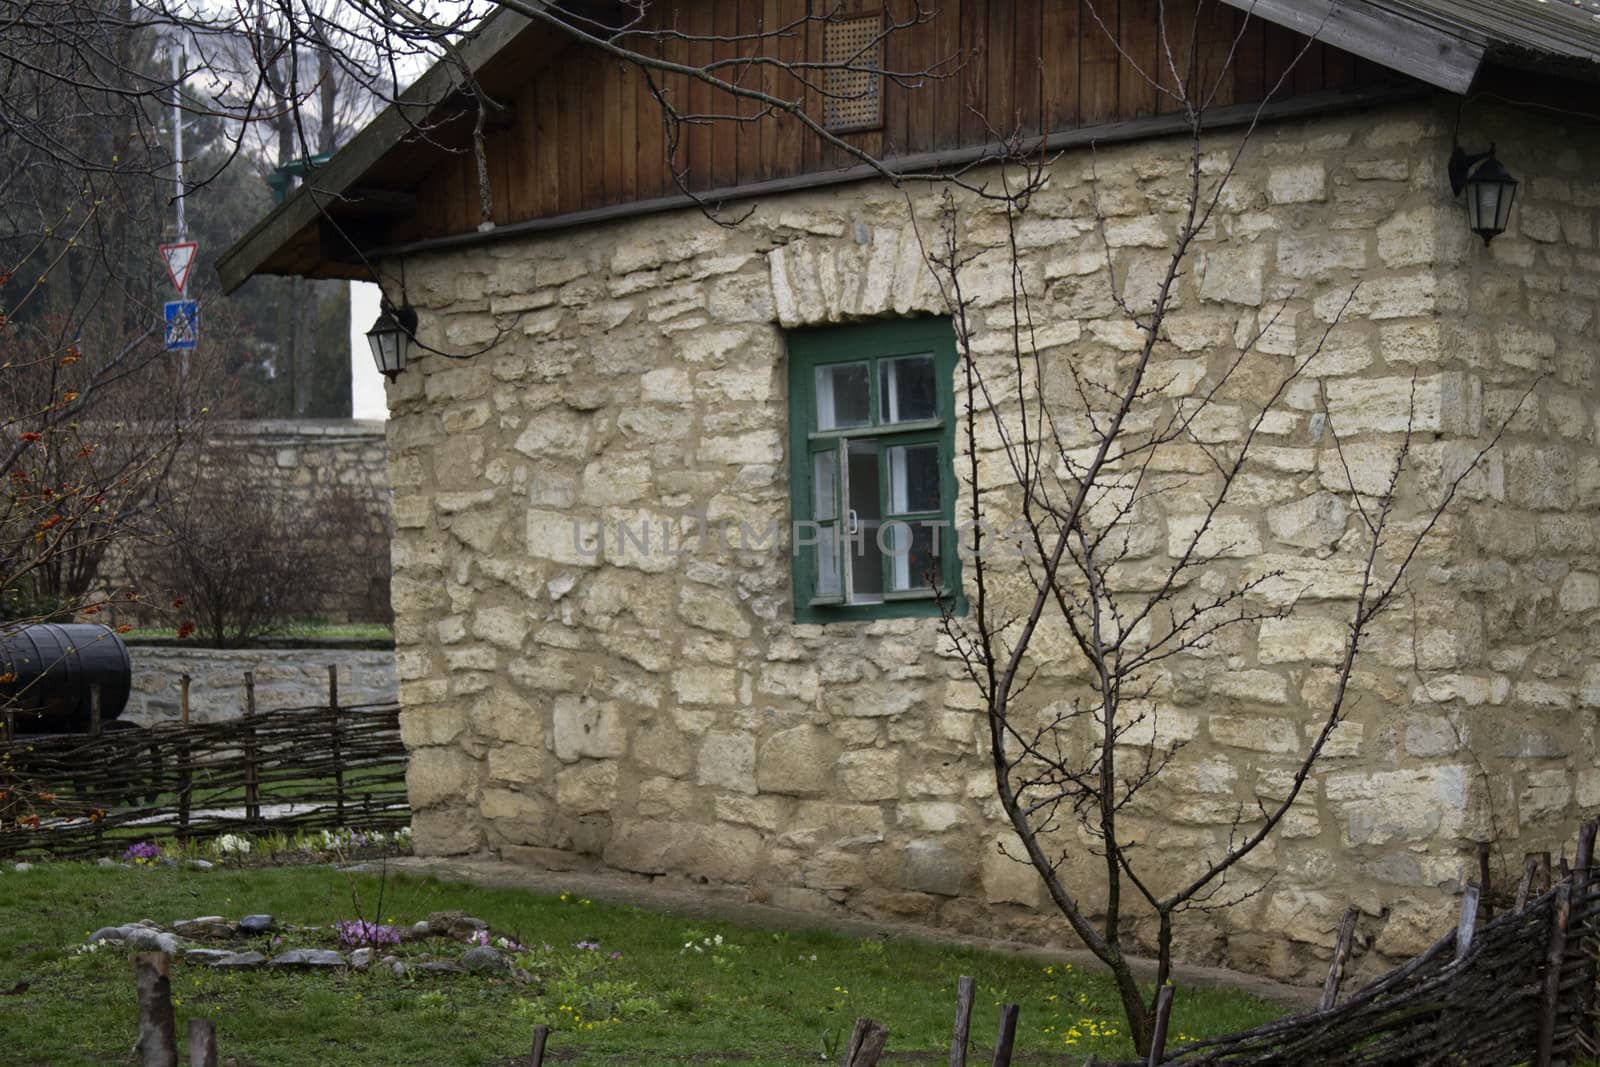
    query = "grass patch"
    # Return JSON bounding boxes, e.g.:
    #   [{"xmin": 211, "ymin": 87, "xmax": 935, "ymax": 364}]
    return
[
  {"xmin": 1, "ymin": 862, "xmax": 1285, "ymax": 1065},
  {"xmin": 122, "ymin": 621, "xmax": 394, "ymax": 642}
]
